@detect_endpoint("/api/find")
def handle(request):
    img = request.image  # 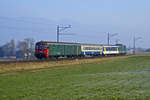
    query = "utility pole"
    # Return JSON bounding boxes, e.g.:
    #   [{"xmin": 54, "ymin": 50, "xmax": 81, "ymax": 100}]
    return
[
  {"xmin": 107, "ymin": 33, "xmax": 118, "ymax": 45},
  {"xmin": 133, "ymin": 36, "xmax": 135, "ymax": 55},
  {"xmin": 56, "ymin": 25, "xmax": 71, "ymax": 42},
  {"xmin": 133, "ymin": 36, "xmax": 142, "ymax": 55},
  {"xmin": 108, "ymin": 33, "xmax": 110, "ymax": 45},
  {"xmin": 57, "ymin": 25, "xmax": 60, "ymax": 42}
]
